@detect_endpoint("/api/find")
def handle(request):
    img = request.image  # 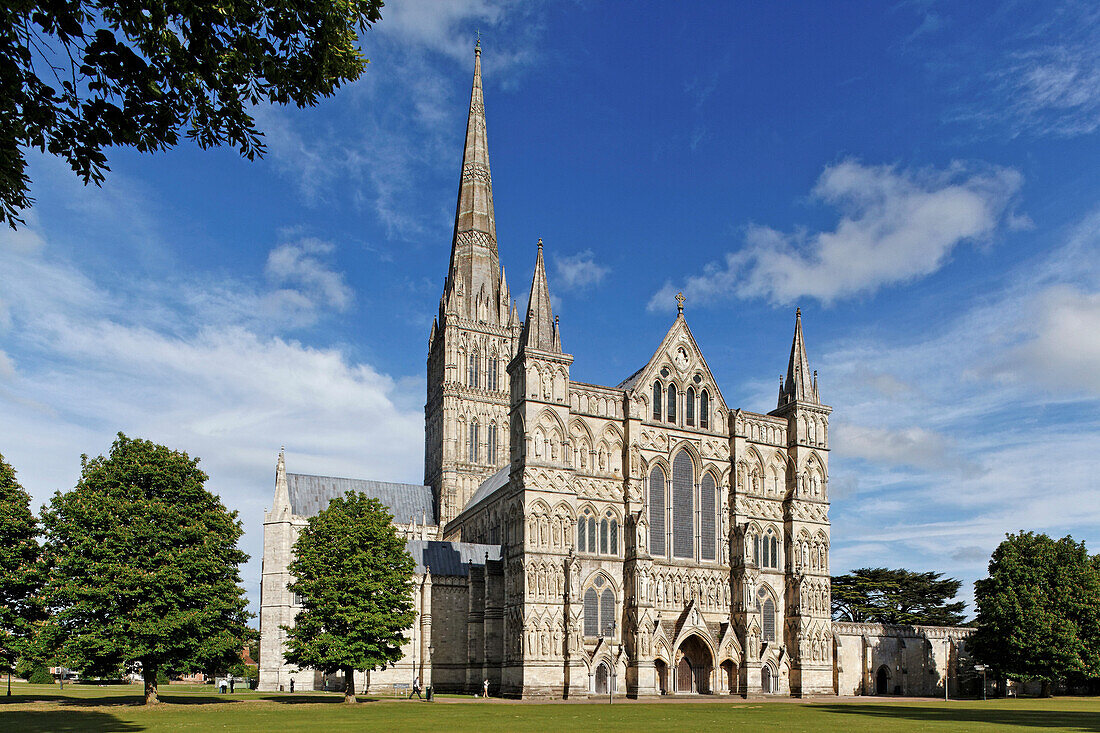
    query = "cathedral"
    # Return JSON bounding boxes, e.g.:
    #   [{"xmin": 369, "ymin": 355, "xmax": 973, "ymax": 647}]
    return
[{"xmin": 258, "ymin": 44, "xmax": 971, "ymax": 698}]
